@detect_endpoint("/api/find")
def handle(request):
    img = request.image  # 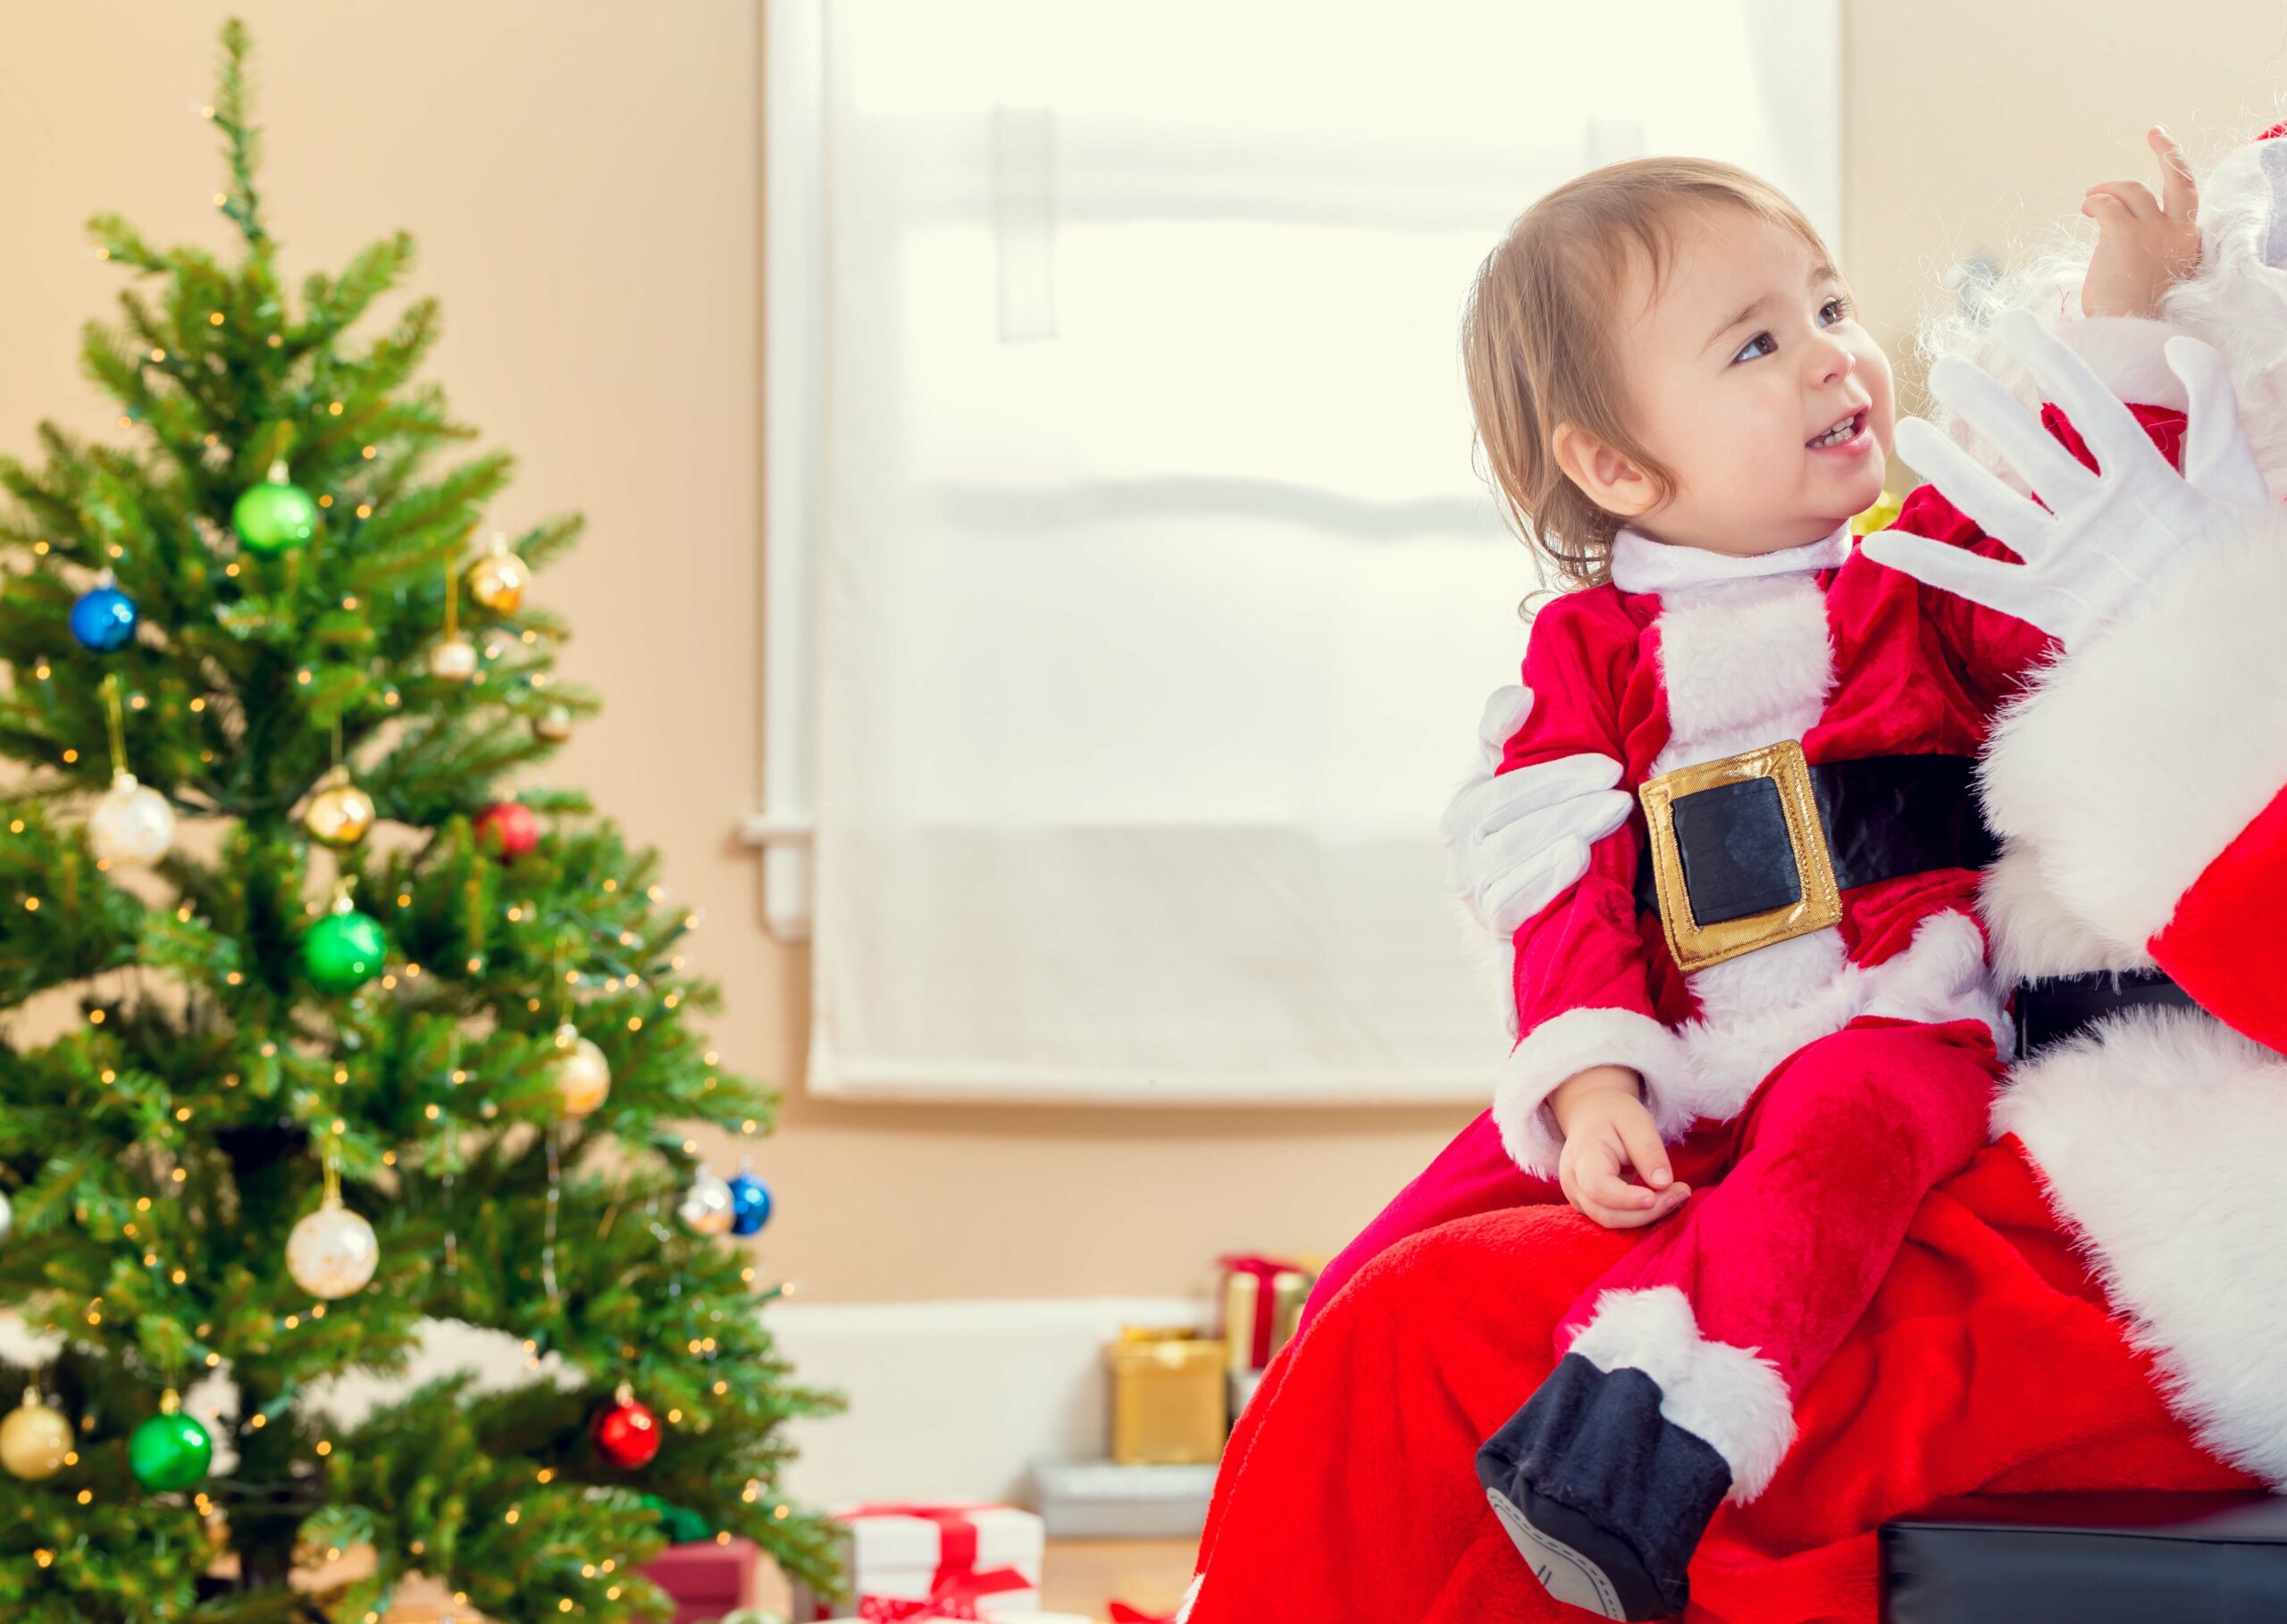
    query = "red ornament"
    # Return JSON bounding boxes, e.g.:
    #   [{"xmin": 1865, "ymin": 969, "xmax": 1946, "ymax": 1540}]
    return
[
  {"xmin": 473, "ymin": 800, "xmax": 539, "ymax": 864},
  {"xmin": 594, "ymin": 1388, "xmax": 661, "ymax": 1469}
]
